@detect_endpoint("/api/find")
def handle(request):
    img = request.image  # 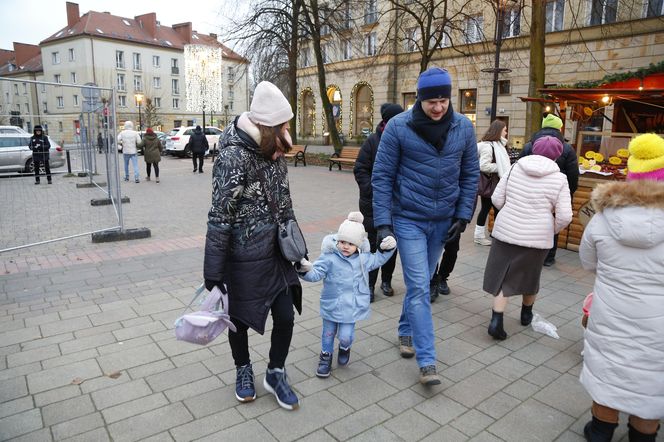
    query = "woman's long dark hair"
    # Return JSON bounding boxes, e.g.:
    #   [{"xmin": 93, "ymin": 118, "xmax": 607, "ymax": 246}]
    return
[
  {"xmin": 481, "ymin": 120, "xmax": 506, "ymax": 142},
  {"xmin": 258, "ymin": 124, "xmax": 292, "ymax": 159}
]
